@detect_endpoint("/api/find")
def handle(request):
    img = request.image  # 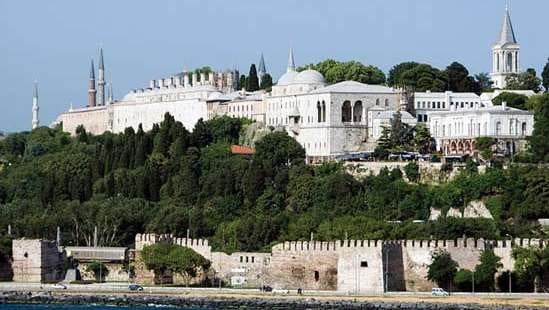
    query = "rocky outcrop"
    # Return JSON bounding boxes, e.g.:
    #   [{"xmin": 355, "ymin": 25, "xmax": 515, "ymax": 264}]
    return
[{"xmin": 430, "ymin": 200, "xmax": 494, "ymax": 221}]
